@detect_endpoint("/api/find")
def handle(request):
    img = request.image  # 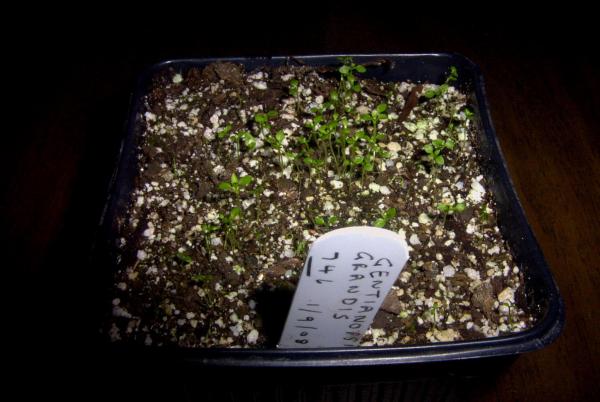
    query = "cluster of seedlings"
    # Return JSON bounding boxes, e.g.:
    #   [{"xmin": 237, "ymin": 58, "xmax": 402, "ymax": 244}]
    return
[{"xmin": 105, "ymin": 58, "xmax": 534, "ymax": 348}]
